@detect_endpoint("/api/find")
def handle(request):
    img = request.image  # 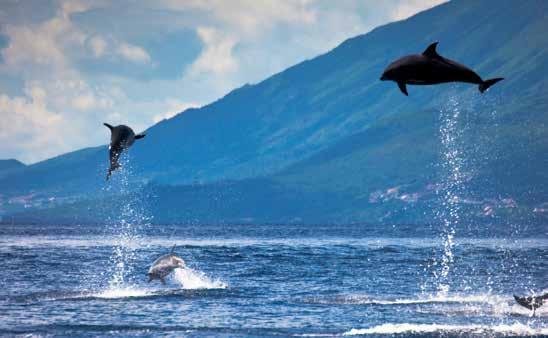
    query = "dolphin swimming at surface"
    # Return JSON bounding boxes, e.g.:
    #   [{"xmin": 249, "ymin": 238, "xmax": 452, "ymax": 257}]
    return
[
  {"xmin": 104, "ymin": 123, "xmax": 145, "ymax": 180},
  {"xmin": 380, "ymin": 42, "xmax": 503, "ymax": 96},
  {"xmin": 147, "ymin": 246, "xmax": 186, "ymax": 285},
  {"xmin": 514, "ymin": 293, "xmax": 547, "ymax": 316}
]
